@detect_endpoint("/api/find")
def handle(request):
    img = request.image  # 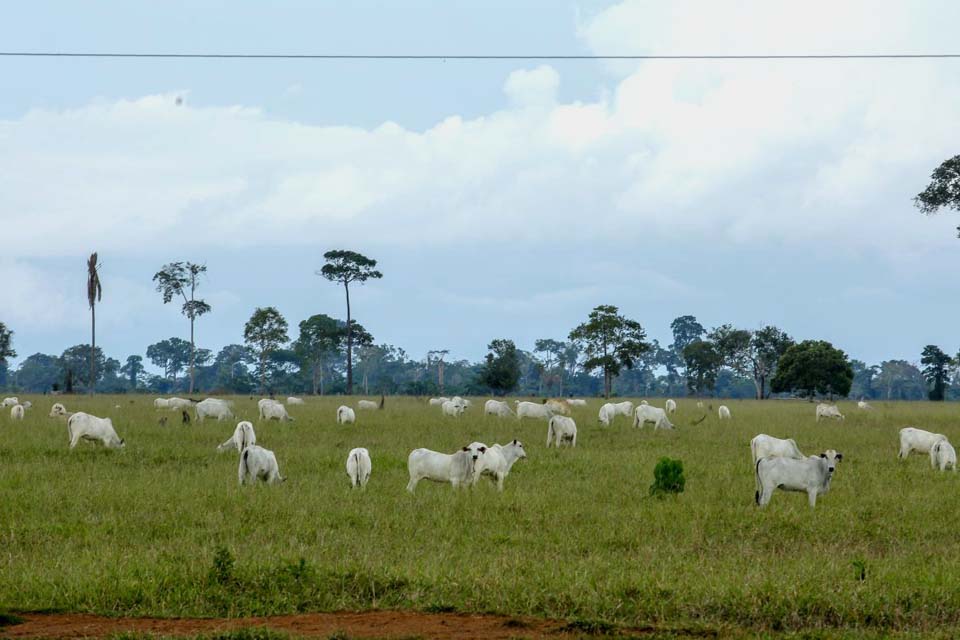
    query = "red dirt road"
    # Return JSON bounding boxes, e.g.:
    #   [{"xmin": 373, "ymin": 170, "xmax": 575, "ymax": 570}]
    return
[{"xmin": 0, "ymin": 611, "xmax": 657, "ymax": 639}]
